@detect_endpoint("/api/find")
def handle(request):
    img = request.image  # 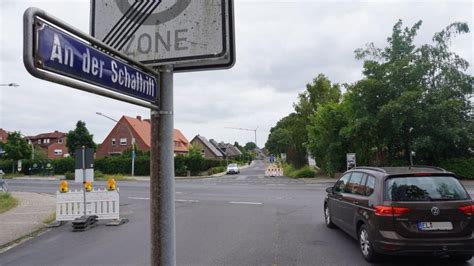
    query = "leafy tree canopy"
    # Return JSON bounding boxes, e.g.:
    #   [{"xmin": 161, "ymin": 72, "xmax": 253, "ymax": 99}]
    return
[
  {"xmin": 4, "ymin": 131, "xmax": 32, "ymax": 162},
  {"xmin": 67, "ymin": 121, "xmax": 96, "ymax": 156}
]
